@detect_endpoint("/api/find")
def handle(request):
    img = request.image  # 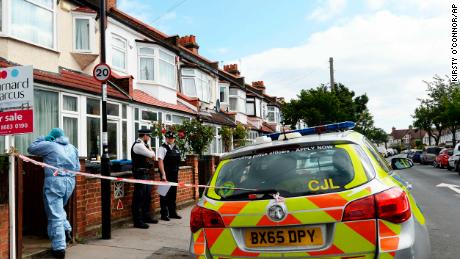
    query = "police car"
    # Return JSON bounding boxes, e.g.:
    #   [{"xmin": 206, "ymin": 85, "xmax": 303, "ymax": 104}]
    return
[{"xmin": 189, "ymin": 122, "xmax": 430, "ymax": 259}]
